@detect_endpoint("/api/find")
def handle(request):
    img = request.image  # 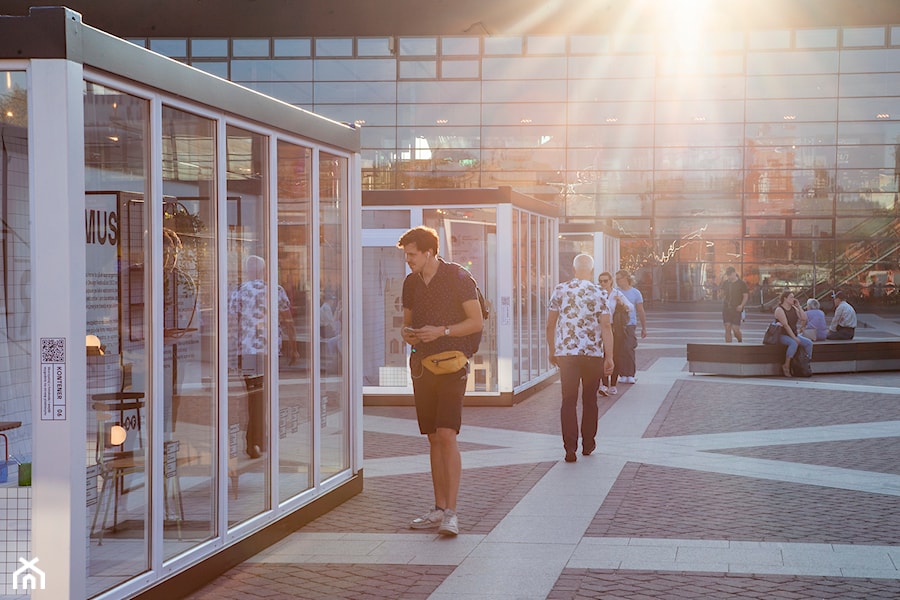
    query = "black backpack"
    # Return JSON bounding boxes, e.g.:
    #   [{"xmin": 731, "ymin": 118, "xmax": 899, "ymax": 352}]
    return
[{"xmin": 790, "ymin": 347, "xmax": 812, "ymax": 377}]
